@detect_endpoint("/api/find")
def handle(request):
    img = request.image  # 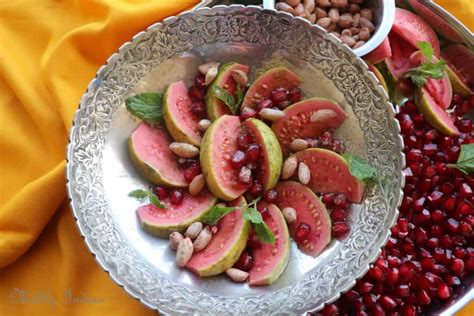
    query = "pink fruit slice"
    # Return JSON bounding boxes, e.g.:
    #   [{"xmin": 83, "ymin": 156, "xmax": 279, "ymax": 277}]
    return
[
  {"xmin": 385, "ymin": 32, "xmax": 417, "ymax": 80},
  {"xmin": 391, "ymin": 8, "xmax": 440, "ymax": 57},
  {"xmin": 163, "ymin": 81, "xmax": 201, "ymax": 146},
  {"xmin": 415, "ymin": 87, "xmax": 460, "ymax": 136},
  {"xmin": 363, "ymin": 37, "xmax": 392, "ymax": 65},
  {"xmin": 408, "ymin": 0, "xmax": 463, "ymax": 43},
  {"xmin": 274, "ymin": 181, "xmax": 331, "ymax": 257},
  {"xmin": 136, "ymin": 191, "xmax": 217, "ymax": 238},
  {"xmin": 128, "ymin": 123, "xmax": 187, "ymax": 188},
  {"xmin": 186, "ymin": 196, "xmax": 251, "ymax": 277},
  {"xmin": 200, "ymin": 115, "xmax": 248, "ymax": 201},
  {"xmin": 243, "ymin": 118, "xmax": 282, "ymax": 191},
  {"xmin": 241, "ymin": 67, "xmax": 301, "ymax": 110},
  {"xmin": 272, "ymin": 97, "xmax": 346, "ymax": 156},
  {"xmin": 291, "ymin": 148, "xmax": 365, "ymax": 203},
  {"xmin": 205, "ymin": 62, "xmax": 250, "ymax": 121},
  {"xmin": 248, "ymin": 201, "xmax": 290, "ymax": 286},
  {"xmin": 441, "ymin": 44, "xmax": 474, "ymax": 91}
]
